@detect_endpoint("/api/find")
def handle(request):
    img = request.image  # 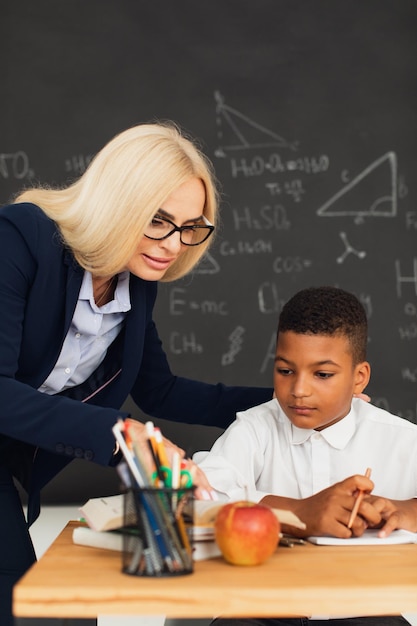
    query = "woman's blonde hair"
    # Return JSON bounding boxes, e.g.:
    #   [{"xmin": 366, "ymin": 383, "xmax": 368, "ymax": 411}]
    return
[{"xmin": 15, "ymin": 122, "xmax": 219, "ymax": 281}]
